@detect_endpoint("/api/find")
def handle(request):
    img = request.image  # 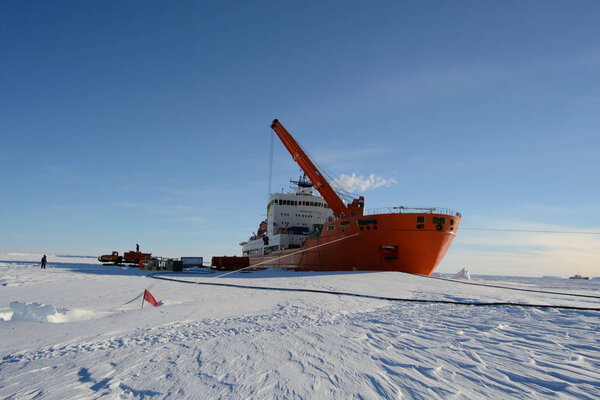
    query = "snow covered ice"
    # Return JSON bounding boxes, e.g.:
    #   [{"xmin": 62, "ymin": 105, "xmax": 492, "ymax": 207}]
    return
[
  {"xmin": 451, "ymin": 267, "xmax": 471, "ymax": 280},
  {"xmin": 1, "ymin": 259, "xmax": 599, "ymax": 399}
]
